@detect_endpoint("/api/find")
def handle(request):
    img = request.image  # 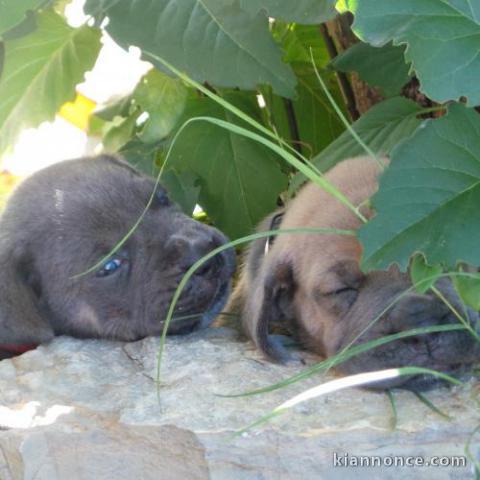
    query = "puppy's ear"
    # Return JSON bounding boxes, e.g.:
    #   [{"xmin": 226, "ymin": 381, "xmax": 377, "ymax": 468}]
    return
[
  {"xmin": 225, "ymin": 214, "xmax": 275, "ymax": 324},
  {"xmin": 242, "ymin": 260, "xmax": 296, "ymax": 362},
  {"xmin": 0, "ymin": 243, "xmax": 54, "ymax": 348}
]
